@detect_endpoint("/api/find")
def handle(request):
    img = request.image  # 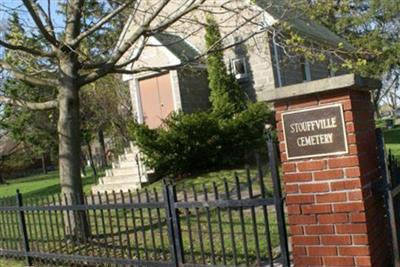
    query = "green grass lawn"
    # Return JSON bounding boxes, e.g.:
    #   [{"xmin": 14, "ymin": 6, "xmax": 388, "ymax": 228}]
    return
[
  {"xmin": 0, "ymin": 258, "xmax": 24, "ymax": 267},
  {"xmin": 383, "ymin": 126, "xmax": 400, "ymax": 159},
  {"xmin": 0, "ymin": 169, "xmax": 100, "ymax": 198}
]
